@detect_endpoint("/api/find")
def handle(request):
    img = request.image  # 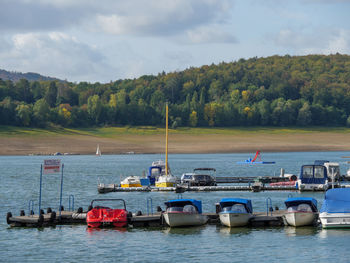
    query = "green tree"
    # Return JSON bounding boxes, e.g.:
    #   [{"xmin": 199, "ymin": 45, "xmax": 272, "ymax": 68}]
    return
[
  {"xmin": 33, "ymin": 99, "xmax": 50, "ymax": 127},
  {"xmin": 45, "ymin": 81, "xmax": 58, "ymax": 107},
  {"xmin": 87, "ymin": 95, "xmax": 102, "ymax": 124},
  {"xmin": 189, "ymin": 111, "xmax": 198, "ymax": 127},
  {"xmin": 15, "ymin": 104, "xmax": 32, "ymax": 126}
]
